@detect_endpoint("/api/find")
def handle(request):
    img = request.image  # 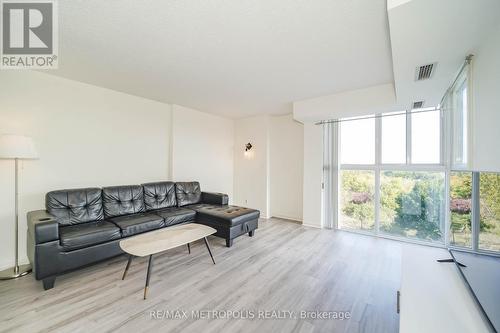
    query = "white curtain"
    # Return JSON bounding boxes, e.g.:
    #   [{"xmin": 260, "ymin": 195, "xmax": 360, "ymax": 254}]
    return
[
  {"xmin": 322, "ymin": 122, "xmax": 338, "ymax": 229},
  {"xmin": 441, "ymin": 57, "xmax": 472, "ymax": 170}
]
